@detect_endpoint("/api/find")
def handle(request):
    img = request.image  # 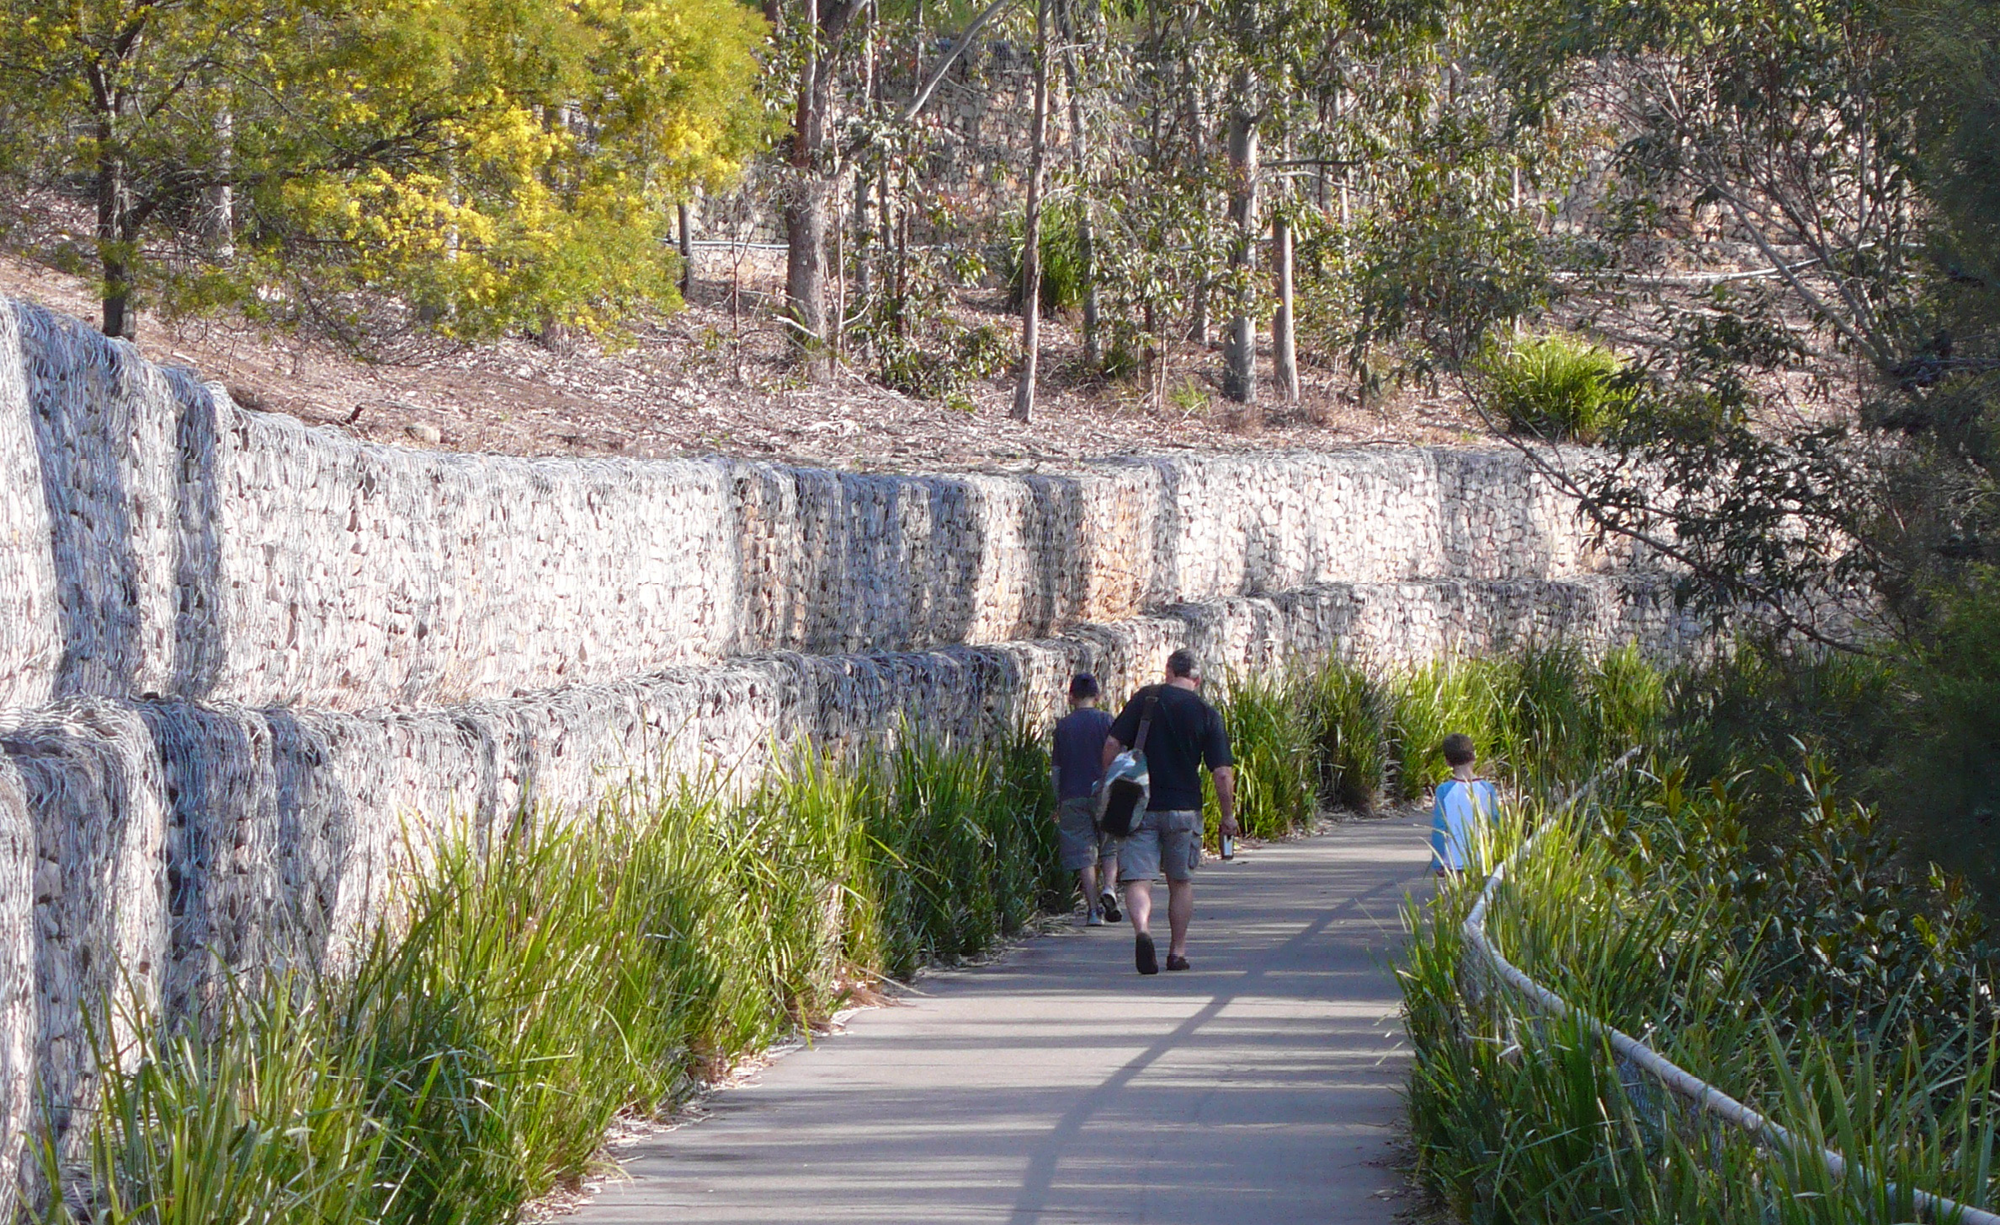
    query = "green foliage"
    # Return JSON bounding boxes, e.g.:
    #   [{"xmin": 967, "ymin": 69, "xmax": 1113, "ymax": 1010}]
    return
[
  {"xmin": 872, "ymin": 321, "xmax": 1011, "ymax": 405},
  {"xmin": 1386, "ymin": 658, "xmax": 1516, "ymax": 799},
  {"xmin": 0, "ymin": 0, "xmax": 770, "ymax": 340},
  {"xmin": 1299, "ymin": 658, "xmax": 1392, "ymax": 811},
  {"xmin": 1209, "ymin": 671, "xmax": 1321, "ymax": 840},
  {"xmin": 1006, "ymin": 200, "xmax": 1089, "ymax": 317},
  {"xmin": 1890, "ymin": 571, "xmax": 2000, "ymax": 905},
  {"xmin": 46, "ymin": 984, "xmax": 386, "ymax": 1225},
  {"xmin": 1400, "ymin": 760, "xmax": 2000, "ymax": 1224},
  {"xmin": 1478, "ymin": 331, "xmax": 1629, "ymax": 441},
  {"xmin": 1455, "ymin": 0, "xmax": 2000, "ymax": 652},
  {"xmin": 36, "ymin": 732, "xmax": 1060, "ymax": 1225},
  {"xmin": 855, "ymin": 214, "xmax": 1008, "ymax": 404},
  {"xmin": 1208, "ymin": 645, "xmax": 1667, "ymax": 821}
]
